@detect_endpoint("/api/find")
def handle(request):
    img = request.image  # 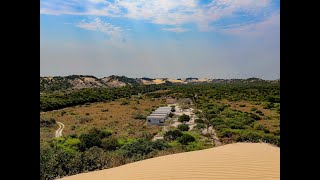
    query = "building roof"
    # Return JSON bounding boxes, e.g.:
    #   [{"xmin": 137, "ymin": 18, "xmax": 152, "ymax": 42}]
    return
[
  {"xmin": 151, "ymin": 113, "xmax": 168, "ymax": 116},
  {"xmin": 147, "ymin": 115, "xmax": 167, "ymax": 118}
]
